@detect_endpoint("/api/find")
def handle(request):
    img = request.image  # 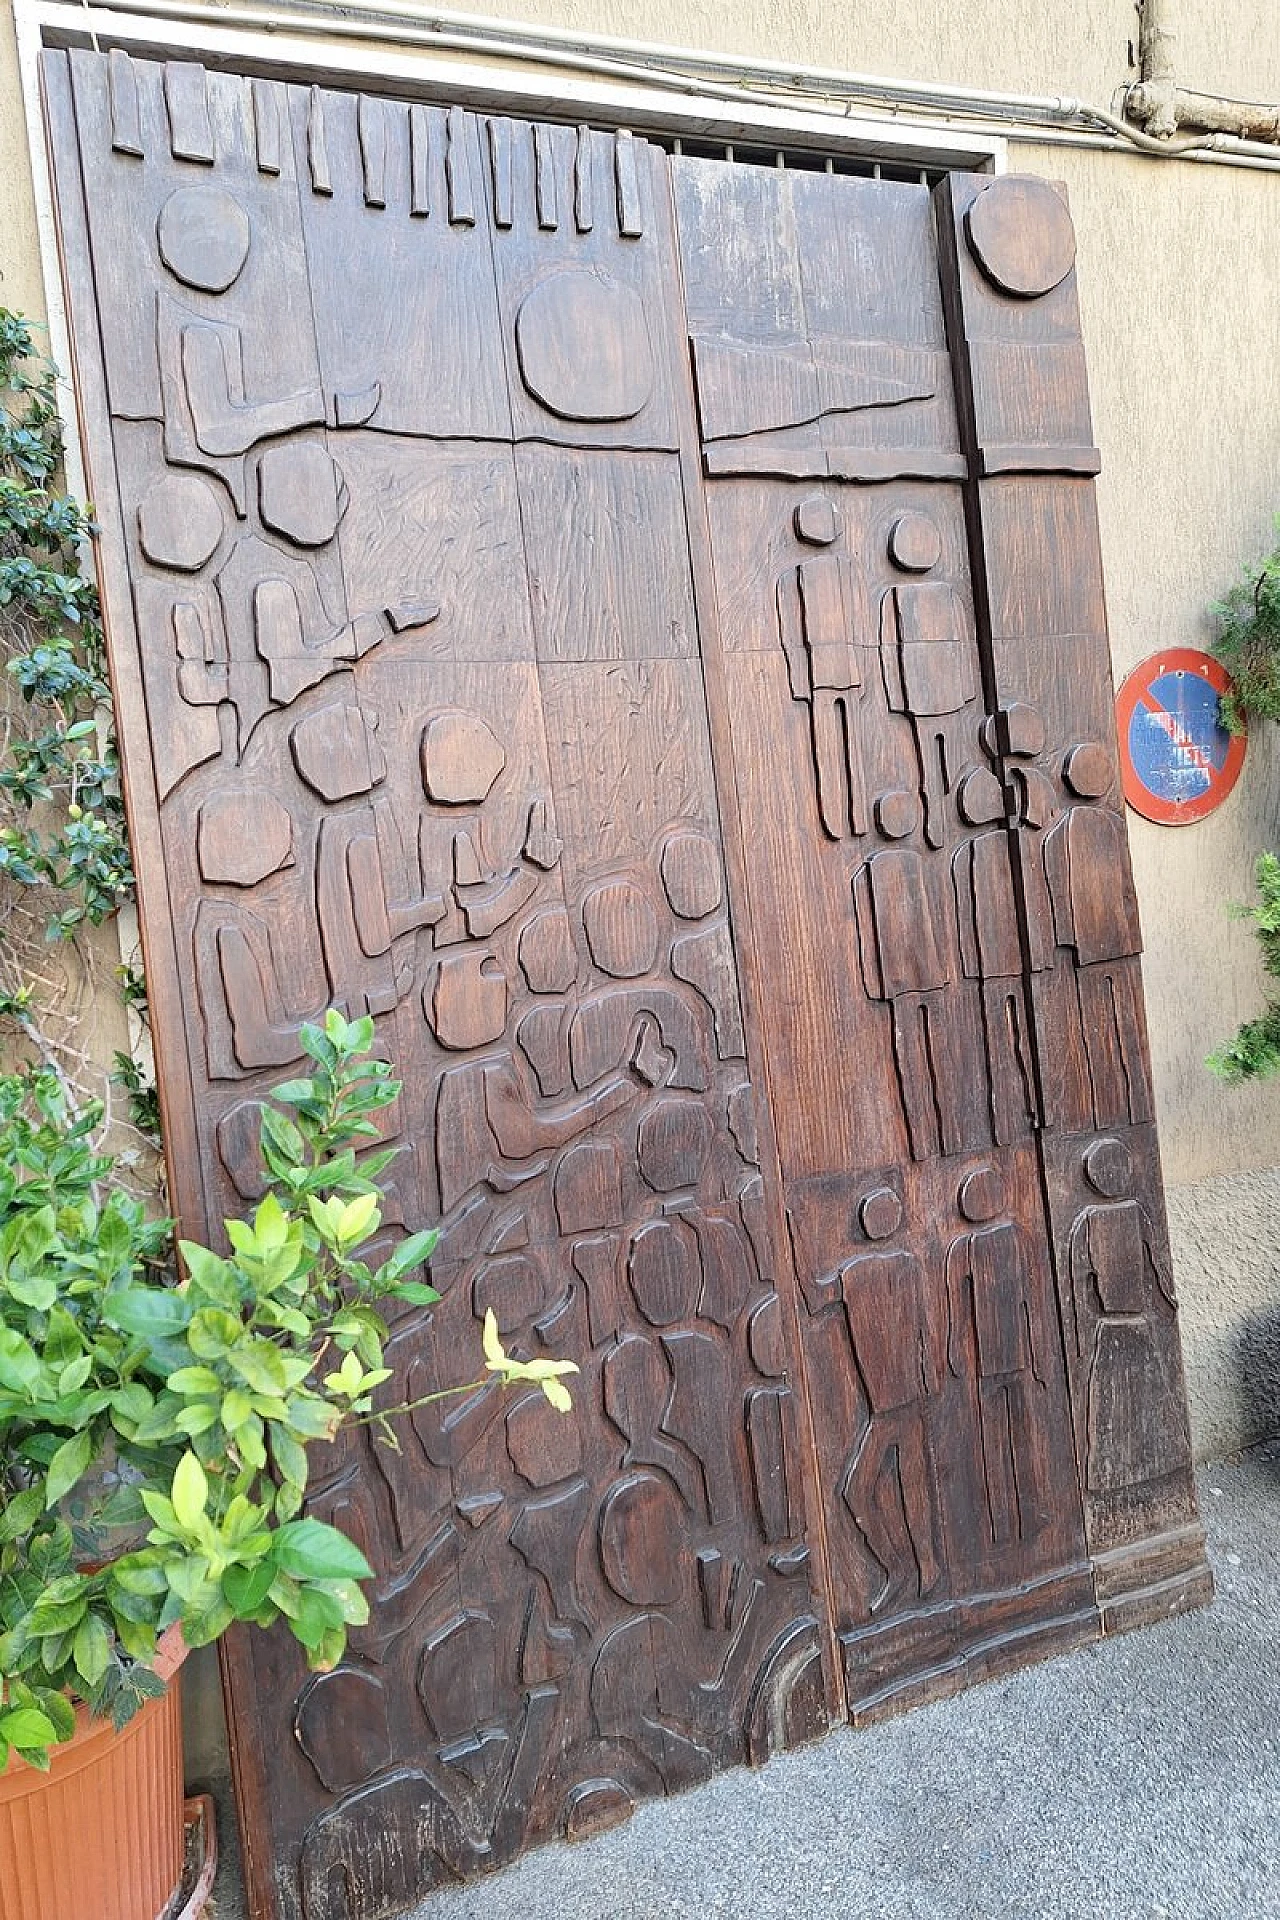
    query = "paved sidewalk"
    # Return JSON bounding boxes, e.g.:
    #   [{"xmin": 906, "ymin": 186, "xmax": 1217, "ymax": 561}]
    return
[{"xmin": 208, "ymin": 1446, "xmax": 1280, "ymax": 1920}]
